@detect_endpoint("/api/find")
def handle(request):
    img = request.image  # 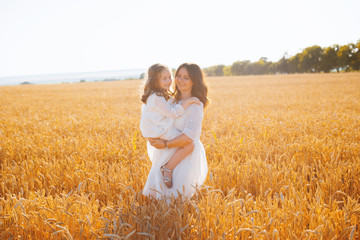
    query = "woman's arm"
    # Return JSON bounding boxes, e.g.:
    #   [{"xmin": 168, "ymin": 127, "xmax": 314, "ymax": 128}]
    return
[
  {"xmin": 149, "ymin": 103, "xmax": 204, "ymax": 149},
  {"xmin": 148, "ymin": 134, "xmax": 192, "ymax": 149}
]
